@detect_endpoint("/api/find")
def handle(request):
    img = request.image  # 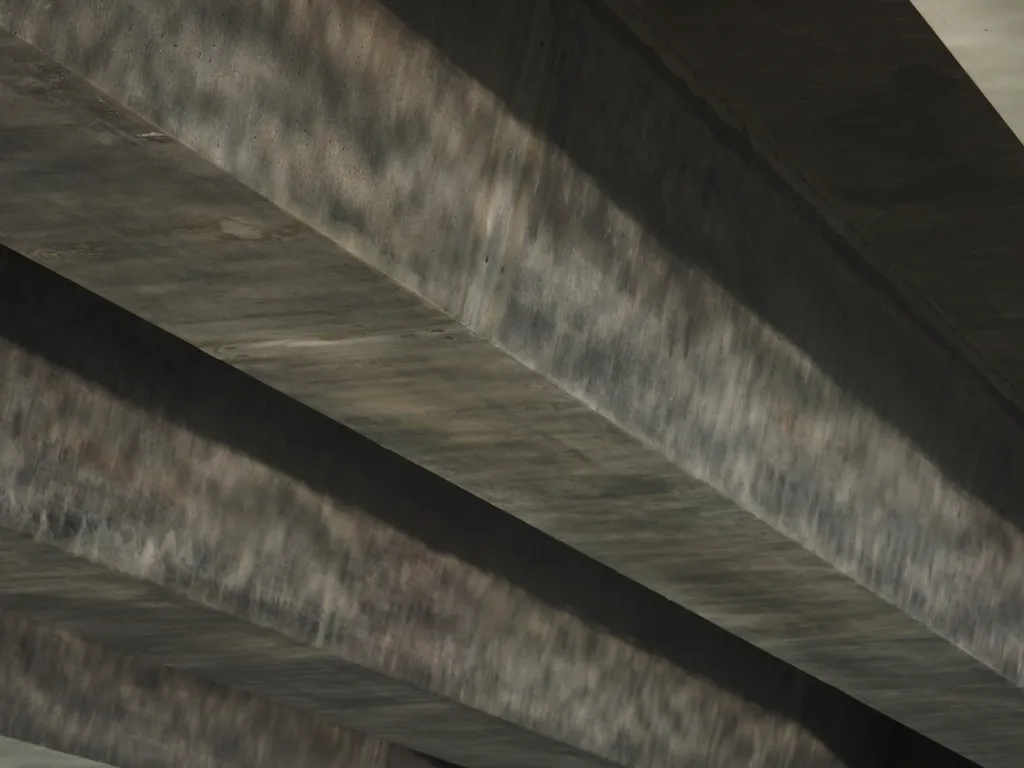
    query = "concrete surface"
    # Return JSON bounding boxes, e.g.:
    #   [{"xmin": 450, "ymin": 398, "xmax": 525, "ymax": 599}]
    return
[
  {"xmin": 0, "ymin": 616, "xmax": 416, "ymax": 768},
  {"xmin": 1, "ymin": 1, "xmax": 1023, "ymax": 765},
  {"xmin": 0, "ymin": 246, "xmax": 959, "ymax": 768}
]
